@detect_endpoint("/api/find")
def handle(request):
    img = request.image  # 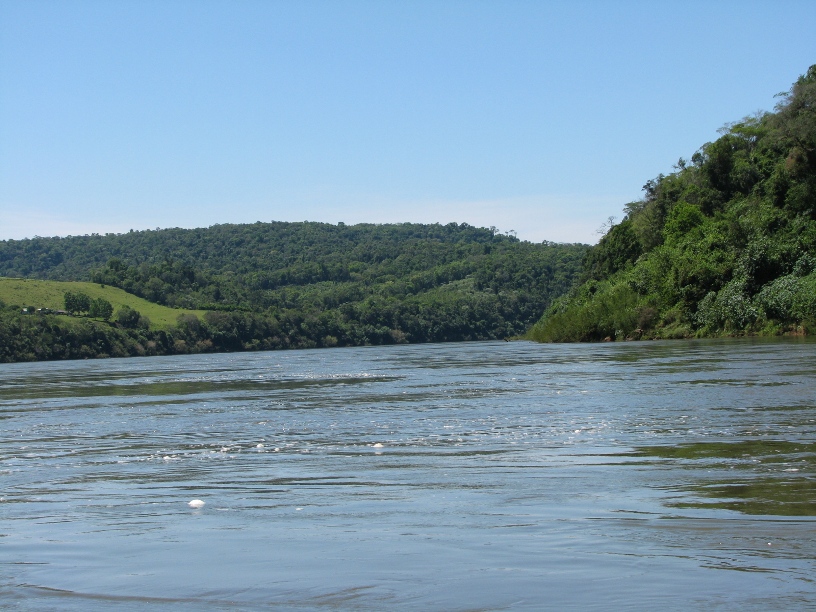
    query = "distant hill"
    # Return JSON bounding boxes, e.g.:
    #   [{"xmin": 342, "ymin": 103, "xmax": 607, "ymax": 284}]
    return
[
  {"xmin": 0, "ymin": 222, "xmax": 588, "ymax": 362},
  {"xmin": 529, "ymin": 66, "xmax": 816, "ymax": 342}
]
